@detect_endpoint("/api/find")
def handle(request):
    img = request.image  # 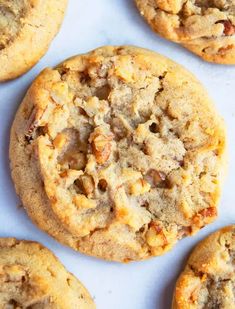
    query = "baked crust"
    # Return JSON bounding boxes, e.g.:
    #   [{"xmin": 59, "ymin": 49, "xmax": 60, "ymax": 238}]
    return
[
  {"xmin": 172, "ymin": 226, "xmax": 235, "ymax": 308},
  {"xmin": 0, "ymin": 238, "xmax": 95, "ymax": 308},
  {"xmin": 135, "ymin": 0, "xmax": 235, "ymax": 64},
  {"xmin": 0, "ymin": 0, "xmax": 67, "ymax": 81},
  {"xmin": 10, "ymin": 46, "xmax": 227, "ymax": 262}
]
